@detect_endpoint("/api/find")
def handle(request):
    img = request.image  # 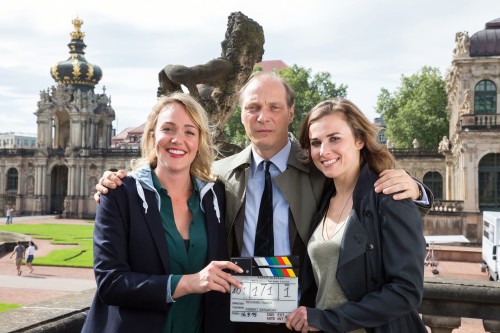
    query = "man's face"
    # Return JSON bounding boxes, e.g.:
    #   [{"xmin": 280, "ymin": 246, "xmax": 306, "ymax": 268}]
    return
[{"xmin": 240, "ymin": 77, "xmax": 294, "ymax": 160}]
